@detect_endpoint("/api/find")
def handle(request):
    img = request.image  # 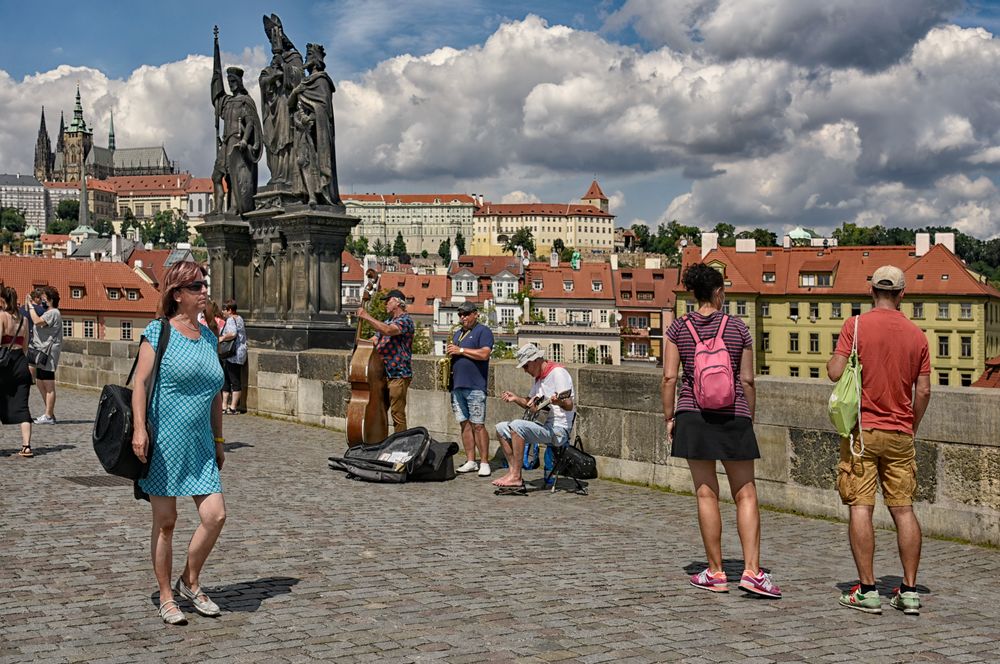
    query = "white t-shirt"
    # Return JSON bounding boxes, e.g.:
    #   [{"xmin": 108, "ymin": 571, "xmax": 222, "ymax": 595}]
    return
[{"xmin": 527, "ymin": 364, "xmax": 575, "ymax": 431}]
